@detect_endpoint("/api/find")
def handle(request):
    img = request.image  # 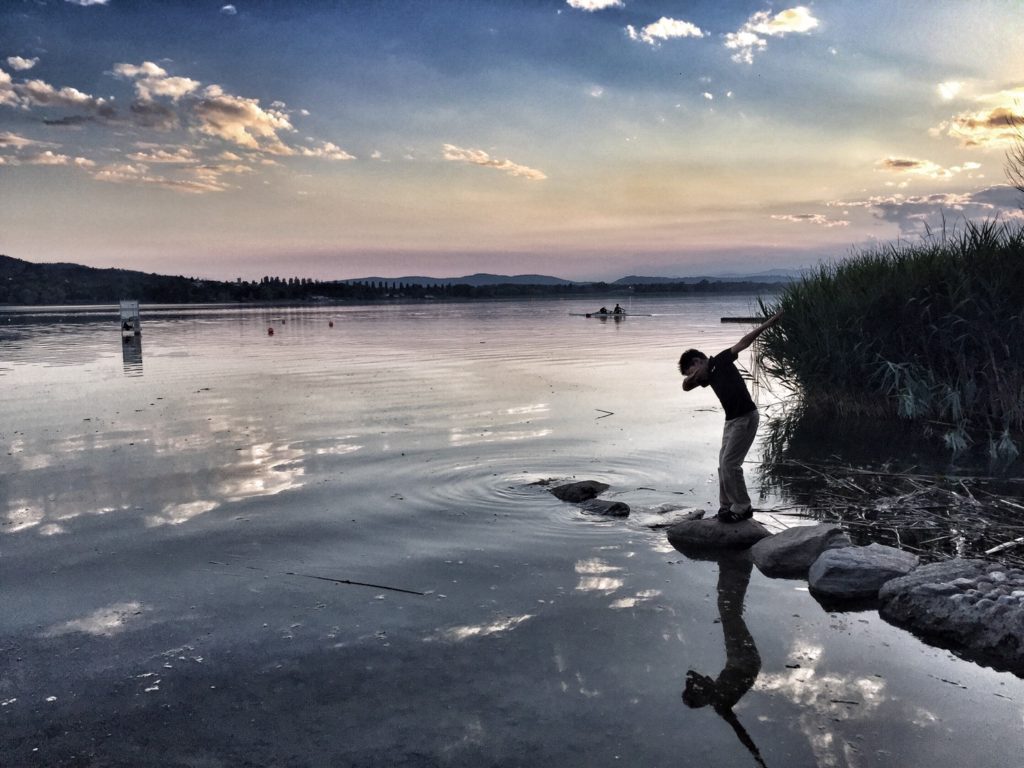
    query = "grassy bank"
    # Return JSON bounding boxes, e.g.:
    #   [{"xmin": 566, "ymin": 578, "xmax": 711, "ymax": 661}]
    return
[{"xmin": 757, "ymin": 220, "xmax": 1024, "ymax": 459}]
